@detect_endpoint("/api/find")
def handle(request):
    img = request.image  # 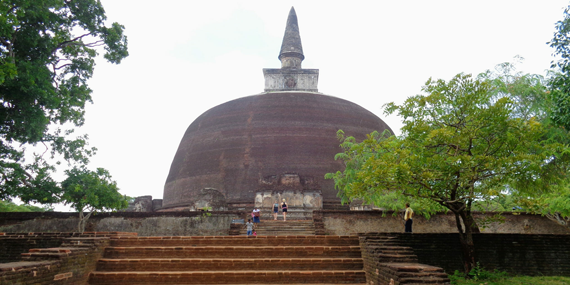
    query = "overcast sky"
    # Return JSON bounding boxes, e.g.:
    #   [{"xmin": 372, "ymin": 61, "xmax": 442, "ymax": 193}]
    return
[{"xmin": 53, "ymin": 1, "xmax": 569, "ymax": 210}]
